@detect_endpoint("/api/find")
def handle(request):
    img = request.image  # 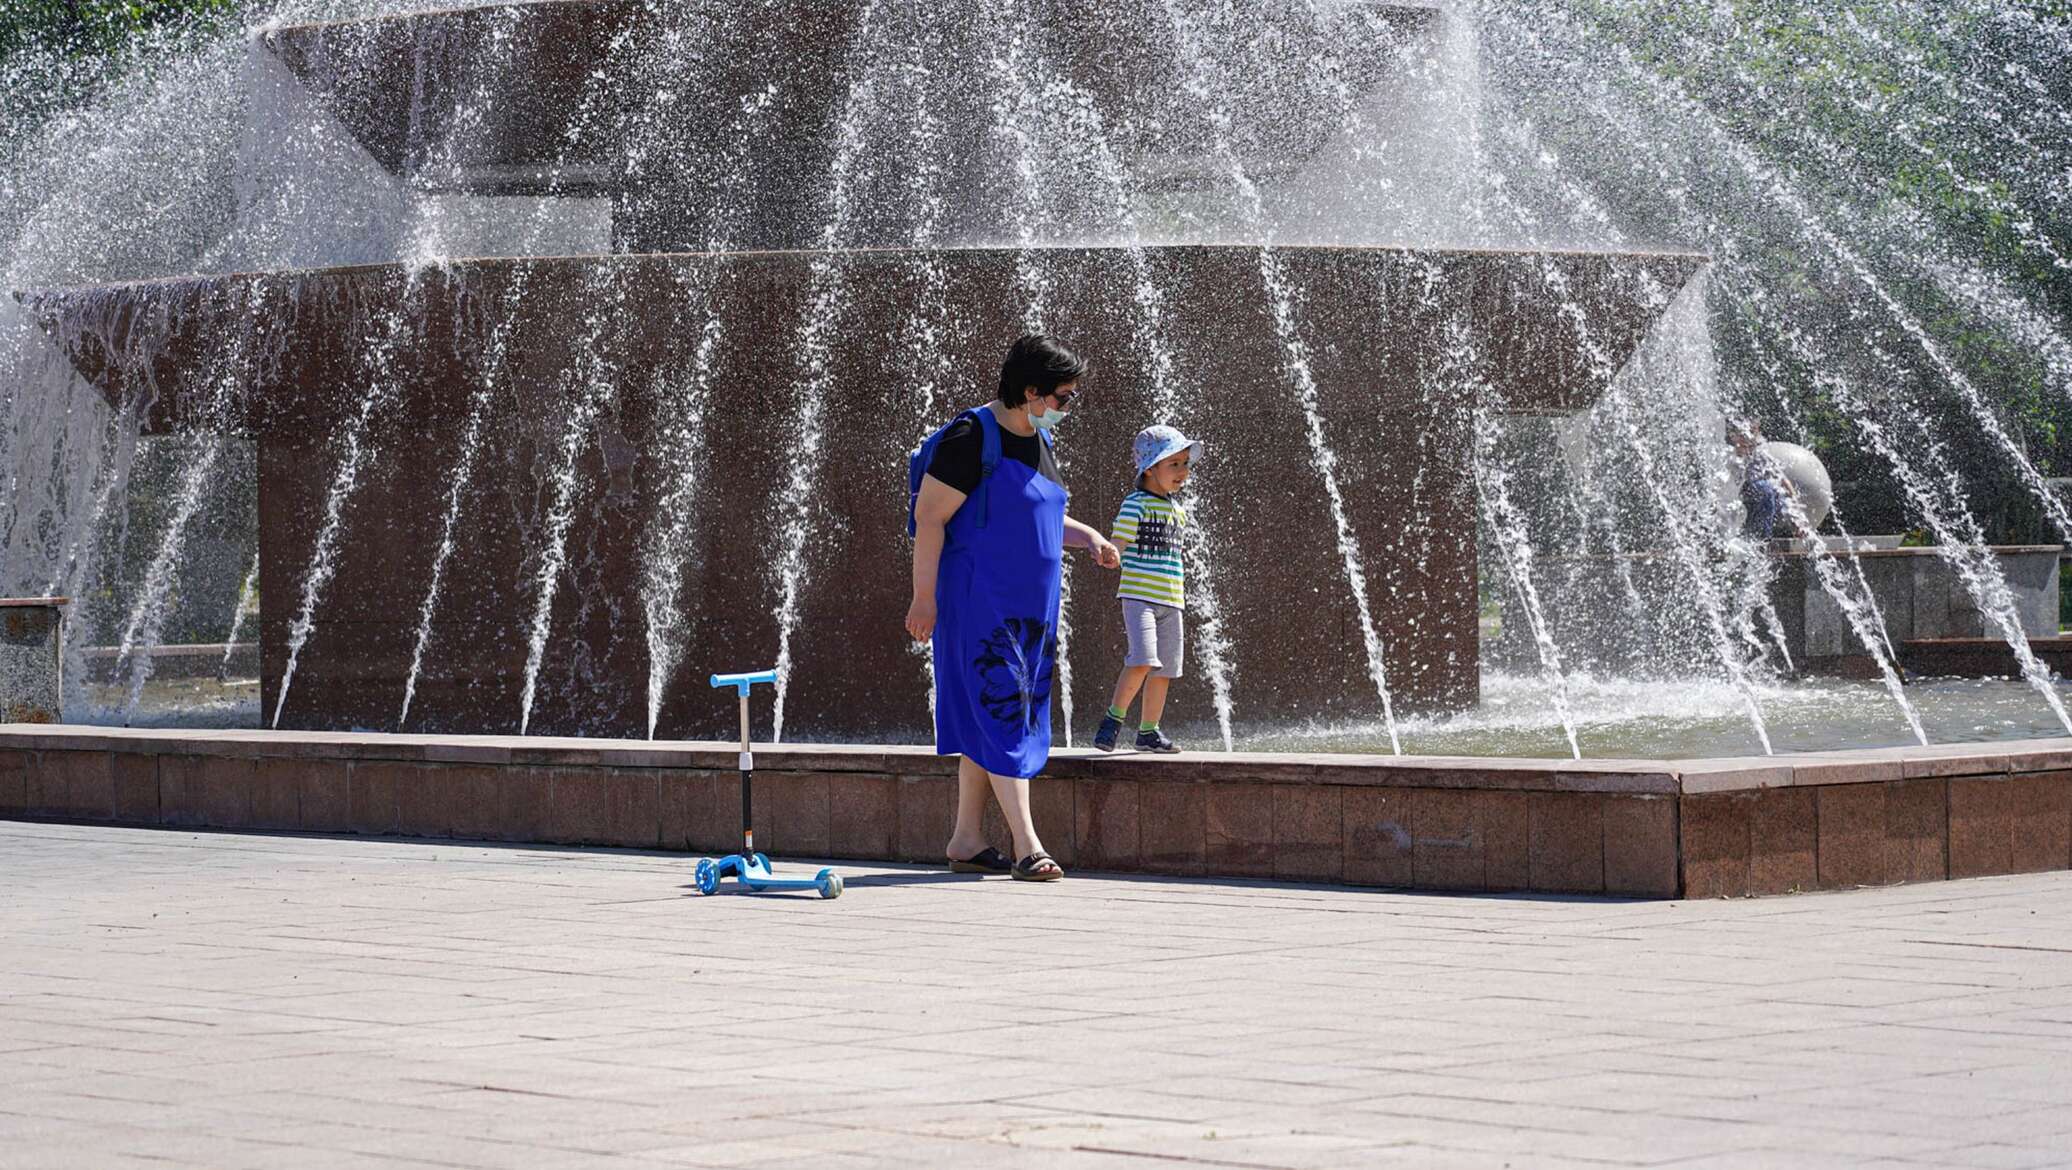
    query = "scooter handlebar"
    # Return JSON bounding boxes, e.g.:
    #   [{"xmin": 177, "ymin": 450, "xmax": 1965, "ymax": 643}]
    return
[{"xmin": 710, "ymin": 669, "xmax": 779, "ymax": 695}]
